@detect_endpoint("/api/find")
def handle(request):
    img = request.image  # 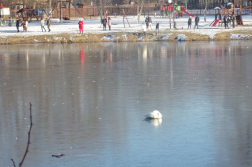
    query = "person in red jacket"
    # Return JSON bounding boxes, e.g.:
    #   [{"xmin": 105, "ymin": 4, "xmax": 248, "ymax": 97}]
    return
[{"xmin": 78, "ymin": 19, "xmax": 84, "ymax": 34}]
